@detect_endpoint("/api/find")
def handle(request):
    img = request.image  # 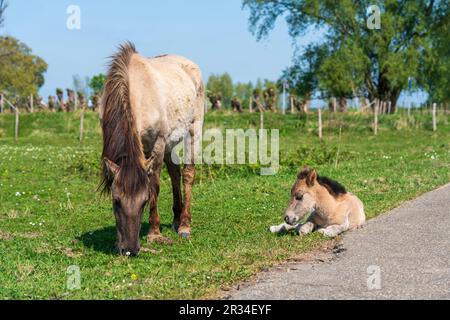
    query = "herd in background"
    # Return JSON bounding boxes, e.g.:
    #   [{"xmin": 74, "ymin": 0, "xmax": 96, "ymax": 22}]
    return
[{"xmin": 0, "ymin": 88, "xmax": 101, "ymax": 113}]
